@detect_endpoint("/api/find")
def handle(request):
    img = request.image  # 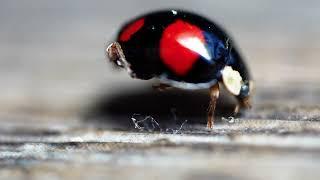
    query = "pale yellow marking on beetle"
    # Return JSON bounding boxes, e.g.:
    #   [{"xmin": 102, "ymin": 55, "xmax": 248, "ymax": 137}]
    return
[{"xmin": 221, "ymin": 66, "xmax": 243, "ymax": 96}]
